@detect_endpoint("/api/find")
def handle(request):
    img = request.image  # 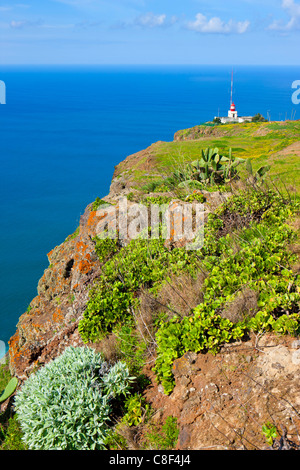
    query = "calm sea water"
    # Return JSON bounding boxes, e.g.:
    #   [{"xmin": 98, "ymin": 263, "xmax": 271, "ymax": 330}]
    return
[{"xmin": 0, "ymin": 65, "xmax": 299, "ymax": 352}]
